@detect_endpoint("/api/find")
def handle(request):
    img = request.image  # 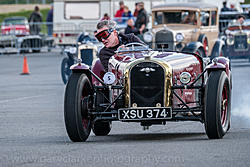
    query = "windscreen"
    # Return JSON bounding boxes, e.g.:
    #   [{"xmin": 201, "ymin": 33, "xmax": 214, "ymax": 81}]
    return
[
  {"xmin": 154, "ymin": 11, "xmax": 198, "ymax": 25},
  {"xmin": 4, "ymin": 18, "xmax": 26, "ymax": 25}
]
